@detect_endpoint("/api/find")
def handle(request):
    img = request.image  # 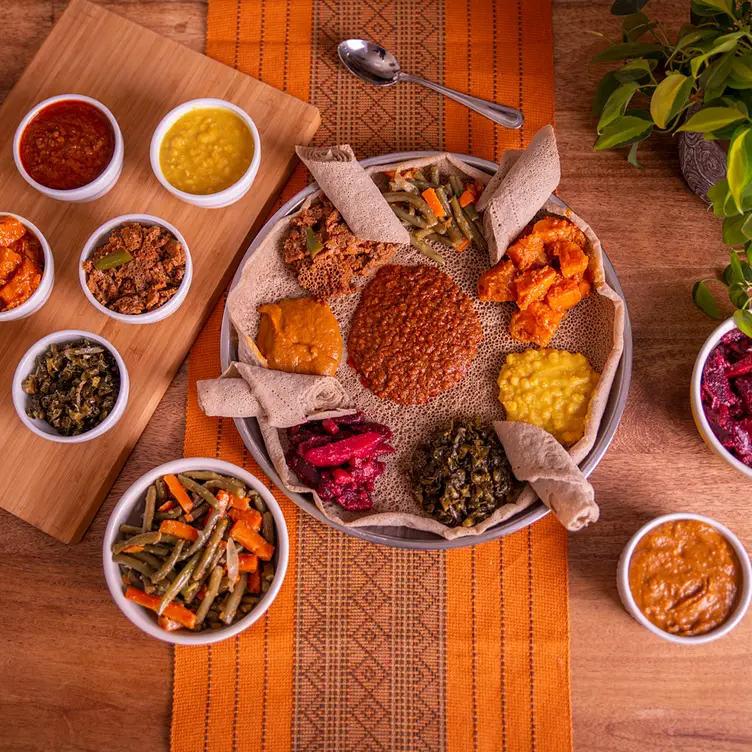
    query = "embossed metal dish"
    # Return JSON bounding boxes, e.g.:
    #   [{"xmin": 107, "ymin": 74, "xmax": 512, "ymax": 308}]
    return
[{"xmin": 220, "ymin": 152, "xmax": 633, "ymax": 549}]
